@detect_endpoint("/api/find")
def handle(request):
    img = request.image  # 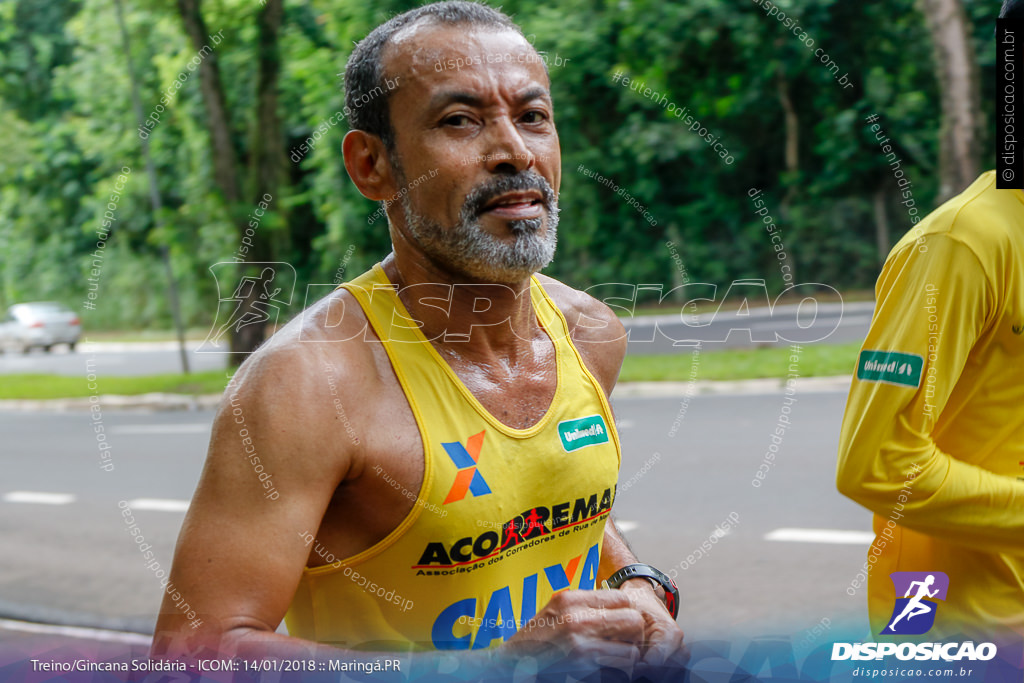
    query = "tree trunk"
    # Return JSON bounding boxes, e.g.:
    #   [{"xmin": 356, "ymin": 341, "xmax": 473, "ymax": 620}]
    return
[
  {"xmin": 176, "ymin": 0, "xmax": 242, "ymax": 207},
  {"xmin": 113, "ymin": 0, "xmax": 190, "ymax": 374},
  {"xmin": 177, "ymin": 0, "xmax": 286, "ymax": 363},
  {"xmin": 249, "ymin": 0, "xmax": 285, "ymax": 263},
  {"xmin": 919, "ymin": 0, "xmax": 981, "ymax": 201},
  {"xmin": 232, "ymin": 0, "xmax": 286, "ymax": 359},
  {"xmin": 777, "ymin": 68, "xmax": 800, "ymax": 180},
  {"xmin": 776, "ymin": 57, "xmax": 799, "ymax": 284}
]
